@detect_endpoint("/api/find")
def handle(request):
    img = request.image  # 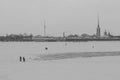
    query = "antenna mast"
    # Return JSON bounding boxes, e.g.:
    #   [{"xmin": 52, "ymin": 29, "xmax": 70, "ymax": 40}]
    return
[{"xmin": 44, "ymin": 20, "xmax": 46, "ymax": 37}]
